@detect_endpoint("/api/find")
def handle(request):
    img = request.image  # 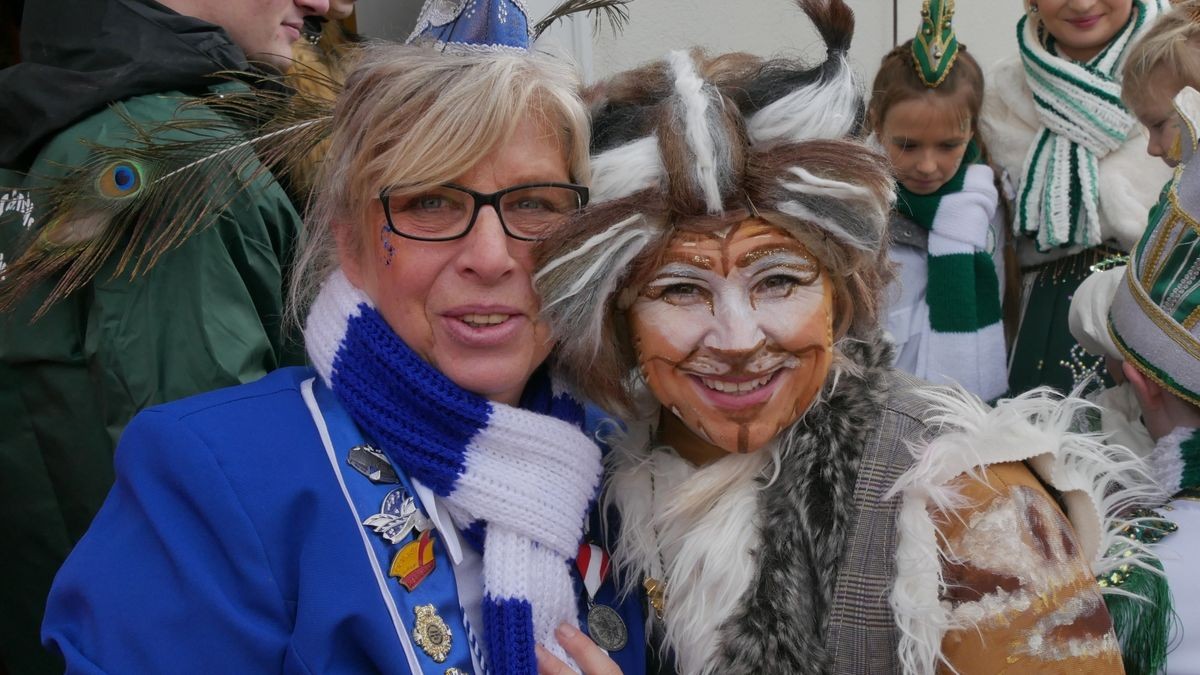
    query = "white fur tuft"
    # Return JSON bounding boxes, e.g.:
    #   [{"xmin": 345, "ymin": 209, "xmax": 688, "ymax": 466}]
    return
[
  {"xmin": 590, "ymin": 136, "xmax": 665, "ymax": 204},
  {"xmin": 536, "ymin": 215, "xmax": 657, "ymax": 359},
  {"xmin": 667, "ymin": 50, "xmax": 726, "ymax": 213},
  {"xmin": 781, "ymin": 166, "xmax": 877, "ymax": 201},
  {"xmin": 746, "ymin": 55, "xmax": 860, "ymax": 144}
]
